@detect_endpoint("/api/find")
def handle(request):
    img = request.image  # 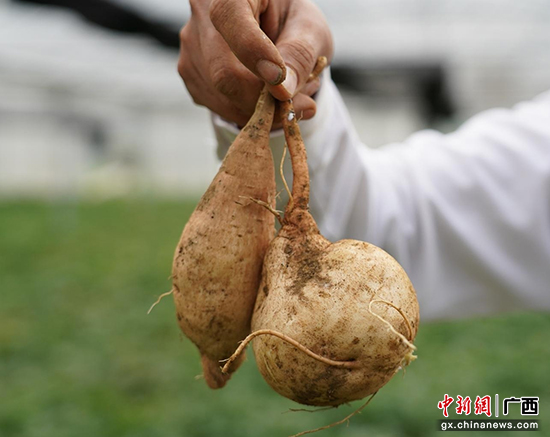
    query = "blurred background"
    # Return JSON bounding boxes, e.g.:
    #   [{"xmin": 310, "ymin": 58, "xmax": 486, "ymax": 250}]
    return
[
  {"xmin": 1, "ymin": 1, "xmax": 549, "ymax": 436},
  {"xmin": 3, "ymin": 0, "xmax": 550, "ymax": 198}
]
